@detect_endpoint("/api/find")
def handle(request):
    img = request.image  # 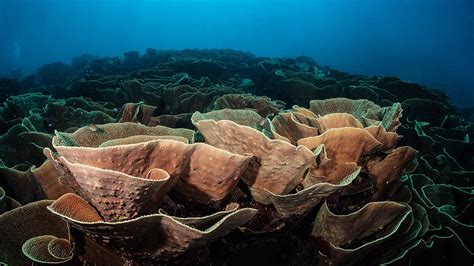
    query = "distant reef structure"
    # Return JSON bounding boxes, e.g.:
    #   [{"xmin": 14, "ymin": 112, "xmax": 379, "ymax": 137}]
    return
[{"xmin": 0, "ymin": 49, "xmax": 472, "ymax": 265}]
